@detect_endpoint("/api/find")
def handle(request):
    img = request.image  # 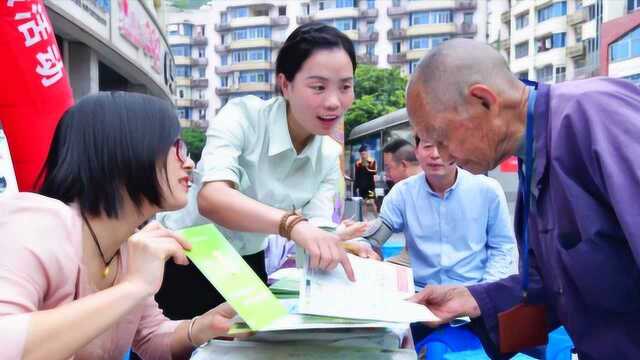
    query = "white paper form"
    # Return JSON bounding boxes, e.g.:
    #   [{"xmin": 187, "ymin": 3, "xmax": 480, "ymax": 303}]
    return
[{"xmin": 299, "ymin": 254, "xmax": 440, "ymax": 323}]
